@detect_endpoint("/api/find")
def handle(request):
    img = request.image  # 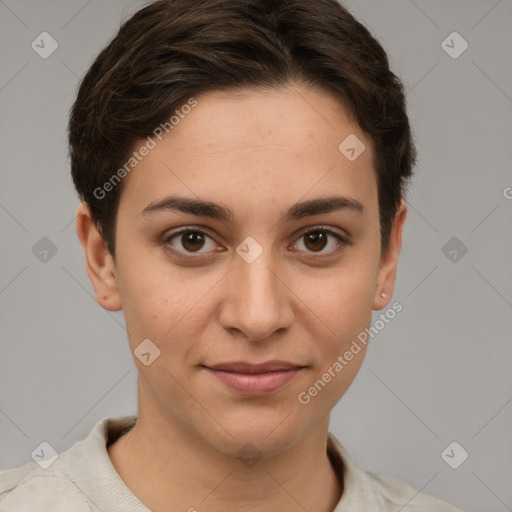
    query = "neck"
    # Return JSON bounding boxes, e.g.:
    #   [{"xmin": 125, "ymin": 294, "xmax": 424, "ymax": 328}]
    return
[{"xmin": 108, "ymin": 390, "xmax": 343, "ymax": 512}]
